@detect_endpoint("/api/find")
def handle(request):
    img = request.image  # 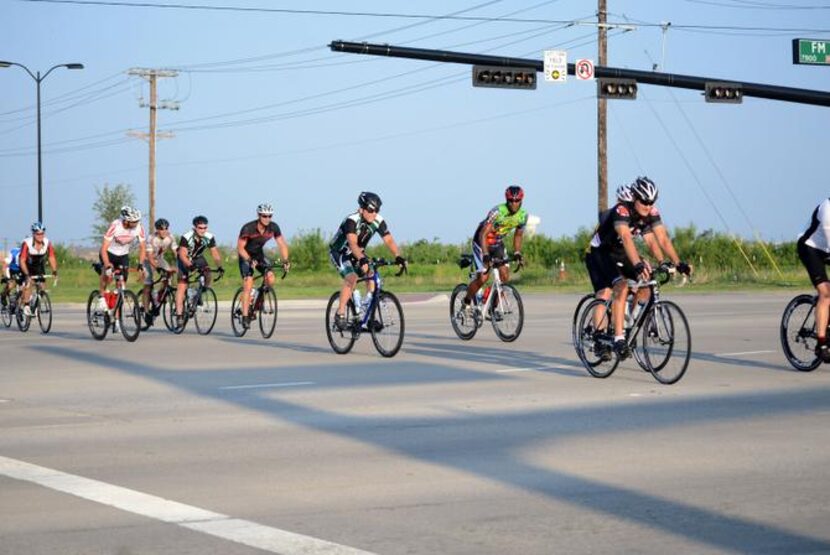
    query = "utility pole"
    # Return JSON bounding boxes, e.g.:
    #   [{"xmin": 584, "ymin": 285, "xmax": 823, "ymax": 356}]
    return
[
  {"xmin": 127, "ymin": 68, "xmax": 179, "ymax": 226},
  {"xmin": 597, "ymin": 0, "xmax": 608, "ymax": 215}
]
